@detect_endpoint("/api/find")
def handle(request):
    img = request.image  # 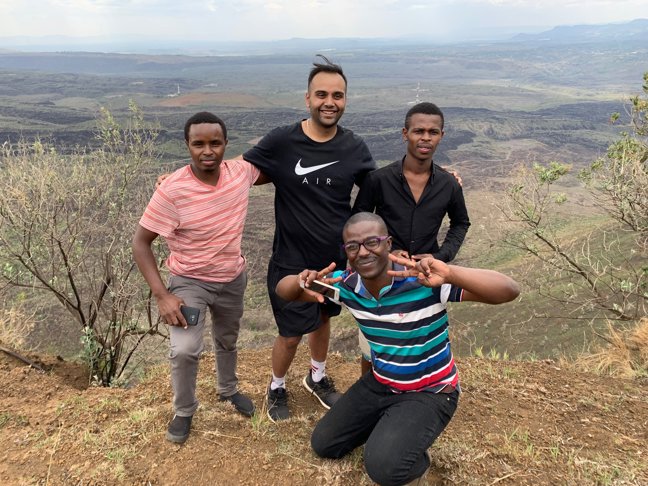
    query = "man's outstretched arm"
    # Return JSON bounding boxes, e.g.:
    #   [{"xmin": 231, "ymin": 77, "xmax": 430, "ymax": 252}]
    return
[
  {"xmin": 388, "ymin": 254, "xmax": 519, "ymax": 304},
  {"xmin": 132, "ymin": 225, "xmax": 187, "ymax": 327}
]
